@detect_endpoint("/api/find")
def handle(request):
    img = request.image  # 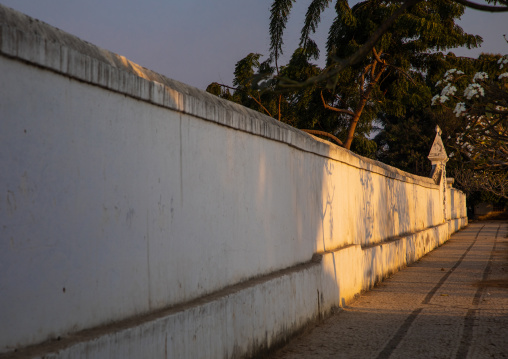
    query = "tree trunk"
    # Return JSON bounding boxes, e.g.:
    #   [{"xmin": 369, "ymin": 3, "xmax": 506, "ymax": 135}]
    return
[
  {"xmin": 343, "ymin": 97, "xmax": 369, "ymax": 149},
  {"xmin": 343, "ymin": 63, "xmax": 386, "ymax": 150}
]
